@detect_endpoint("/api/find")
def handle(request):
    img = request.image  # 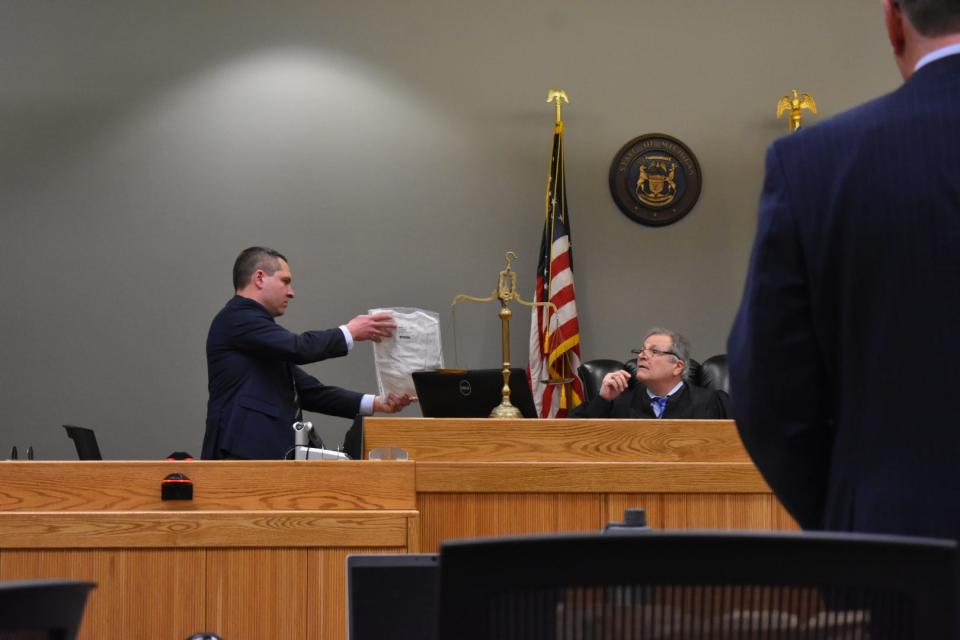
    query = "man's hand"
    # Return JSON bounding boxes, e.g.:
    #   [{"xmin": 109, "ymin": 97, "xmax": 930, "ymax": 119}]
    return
[
  {"xmin": 346, "ymin": 312, "xmax": 397, "ymax": 343},
  {"xmin": 599, "ymin": 370, "xmax": 632, "ymax": 401},
  {"xmin": 373, "ymin": 393, "xmax": 416, "ymax": 414}
]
